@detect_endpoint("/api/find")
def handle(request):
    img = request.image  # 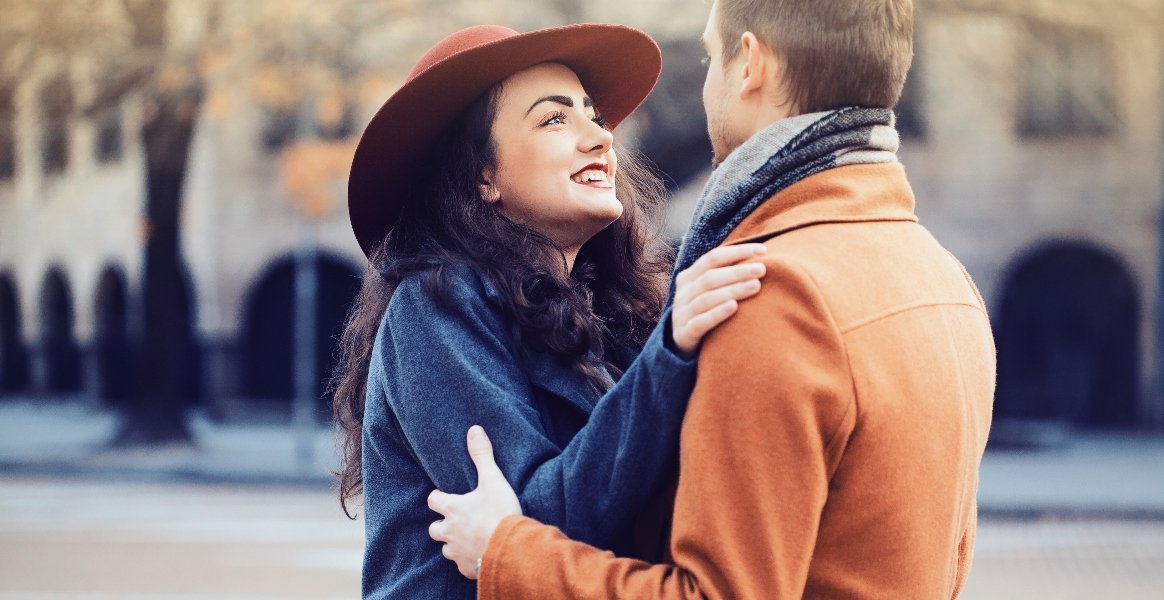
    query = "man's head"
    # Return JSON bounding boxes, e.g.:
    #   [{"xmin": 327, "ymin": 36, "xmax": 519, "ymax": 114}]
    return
[{"xmin": 701, "ymin": 0, "xmax": 913, "ymax": 164}]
